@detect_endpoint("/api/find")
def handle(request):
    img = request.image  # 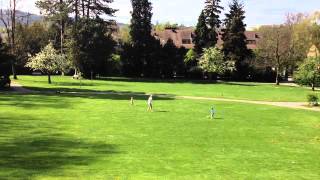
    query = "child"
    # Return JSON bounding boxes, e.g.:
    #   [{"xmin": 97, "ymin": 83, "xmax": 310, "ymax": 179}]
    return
[
  {"xmin": 147, "ymin": 95, "xmax": 153, "ymax": 111},
  {"xmin": 130, "ymin": 97, "xmax": 134, "ymax": 105},
  {"xmin": 210, "ymin": 106, "xmax": 215, "ymax": 119}
]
